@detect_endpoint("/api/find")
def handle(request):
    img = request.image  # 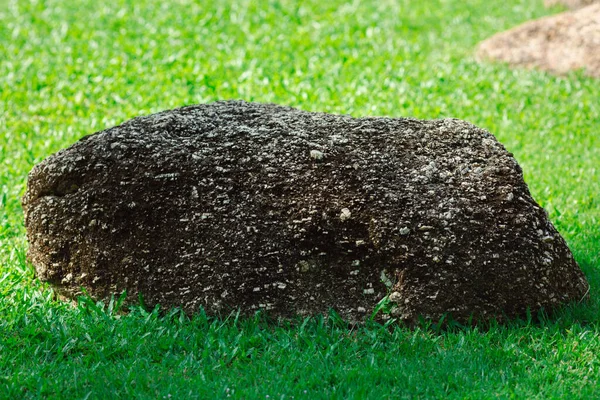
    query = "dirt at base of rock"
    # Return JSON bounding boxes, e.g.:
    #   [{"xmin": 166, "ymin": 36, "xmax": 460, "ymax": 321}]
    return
[
  {"xmin": 477, "ymin": 4, "xmax": 600, "ymax": 78},
  {"xmin": 22, "ymin": 101, "xmax": 590, "ymax": 324}
]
